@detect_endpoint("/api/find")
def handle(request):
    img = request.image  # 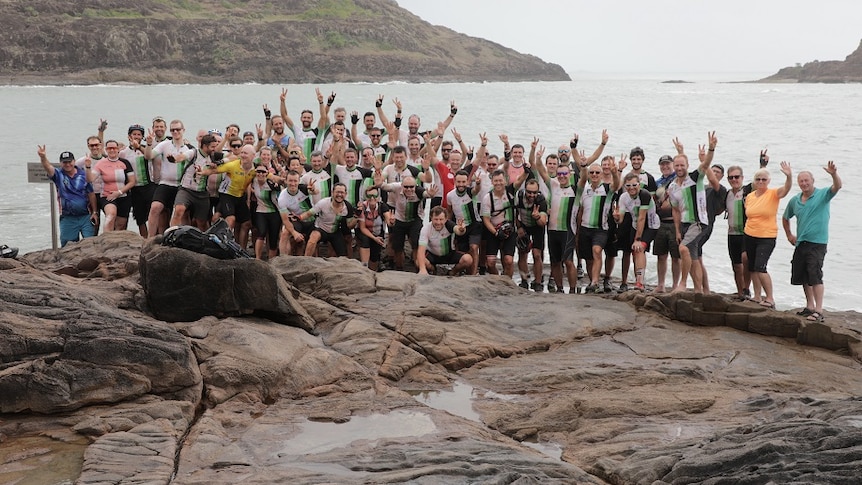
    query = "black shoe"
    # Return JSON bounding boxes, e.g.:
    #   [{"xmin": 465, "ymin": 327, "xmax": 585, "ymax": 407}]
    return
[
  {"xmin": 478, "ymin": 266, "xmax": 487, "ymax": 275},
  {"xmin": 519, "ymin": 279, "xmax": 530, "ymax": 289},
  {"xmin": 796, "ymin": 308, "xmax": 815, "ymax": 316},
  {"xmin": 0, "ymin": 245, "xmax": 18, "ymax": 259},
  {"xmin": 547, "ymin": 279, "xmax": 557, "ymax": 293},
  {"xmin": 618, "ymin": 283, "xmax": 629, "ymax": 292},
  {"xmin": 603, "ymin": 281, "xmax": 613, "ymax": 293},
  {"xmin": 585, "ymin": 283, "xmax": 597, "ymax": 293},
  {"xmin": 530, "ymin": 281, "xmax": 543, "ymax": 292}
]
